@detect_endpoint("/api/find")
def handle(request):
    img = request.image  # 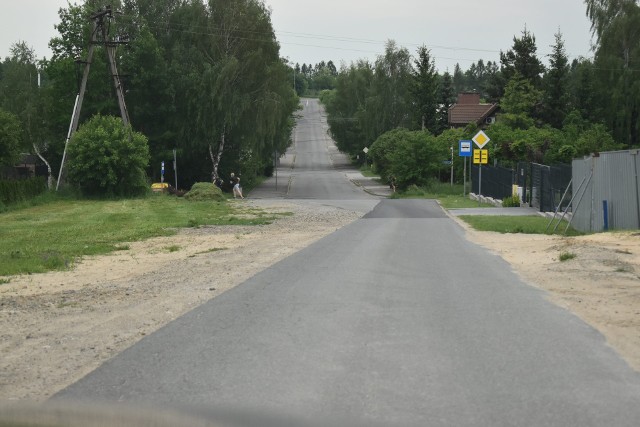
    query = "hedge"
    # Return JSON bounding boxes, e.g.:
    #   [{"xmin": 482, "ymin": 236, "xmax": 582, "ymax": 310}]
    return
[{"xmin": 0, "ymin": 177, "xmax": 47, "ymax": 205}]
